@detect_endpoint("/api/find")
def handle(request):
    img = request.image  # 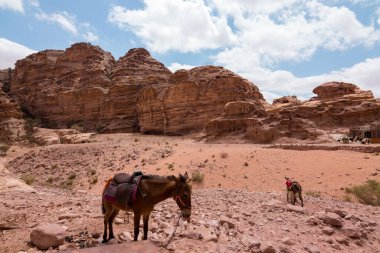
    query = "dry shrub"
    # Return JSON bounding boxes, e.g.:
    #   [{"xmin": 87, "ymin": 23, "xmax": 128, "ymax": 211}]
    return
[
  {"xmin": 305, "ymin": 190, "xmax": 321, "ymax": 198},
  {"xmin": 21, "ymin": 174, "xmax": 35, "ymax": 185},
  {"xmin": 345, "ymin": 180, "xmax": 380, "ymax": 206},
  {"xmin": 0, "ymin": 143, "xmax": 10, "ymax": 156},
  {"xmin": 220, "ymin": 152, "xmax": 228, "ymax": 159},
  {"xmin": 191, "ymin": 171, "xmax": 204, "ymax": 183}
]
